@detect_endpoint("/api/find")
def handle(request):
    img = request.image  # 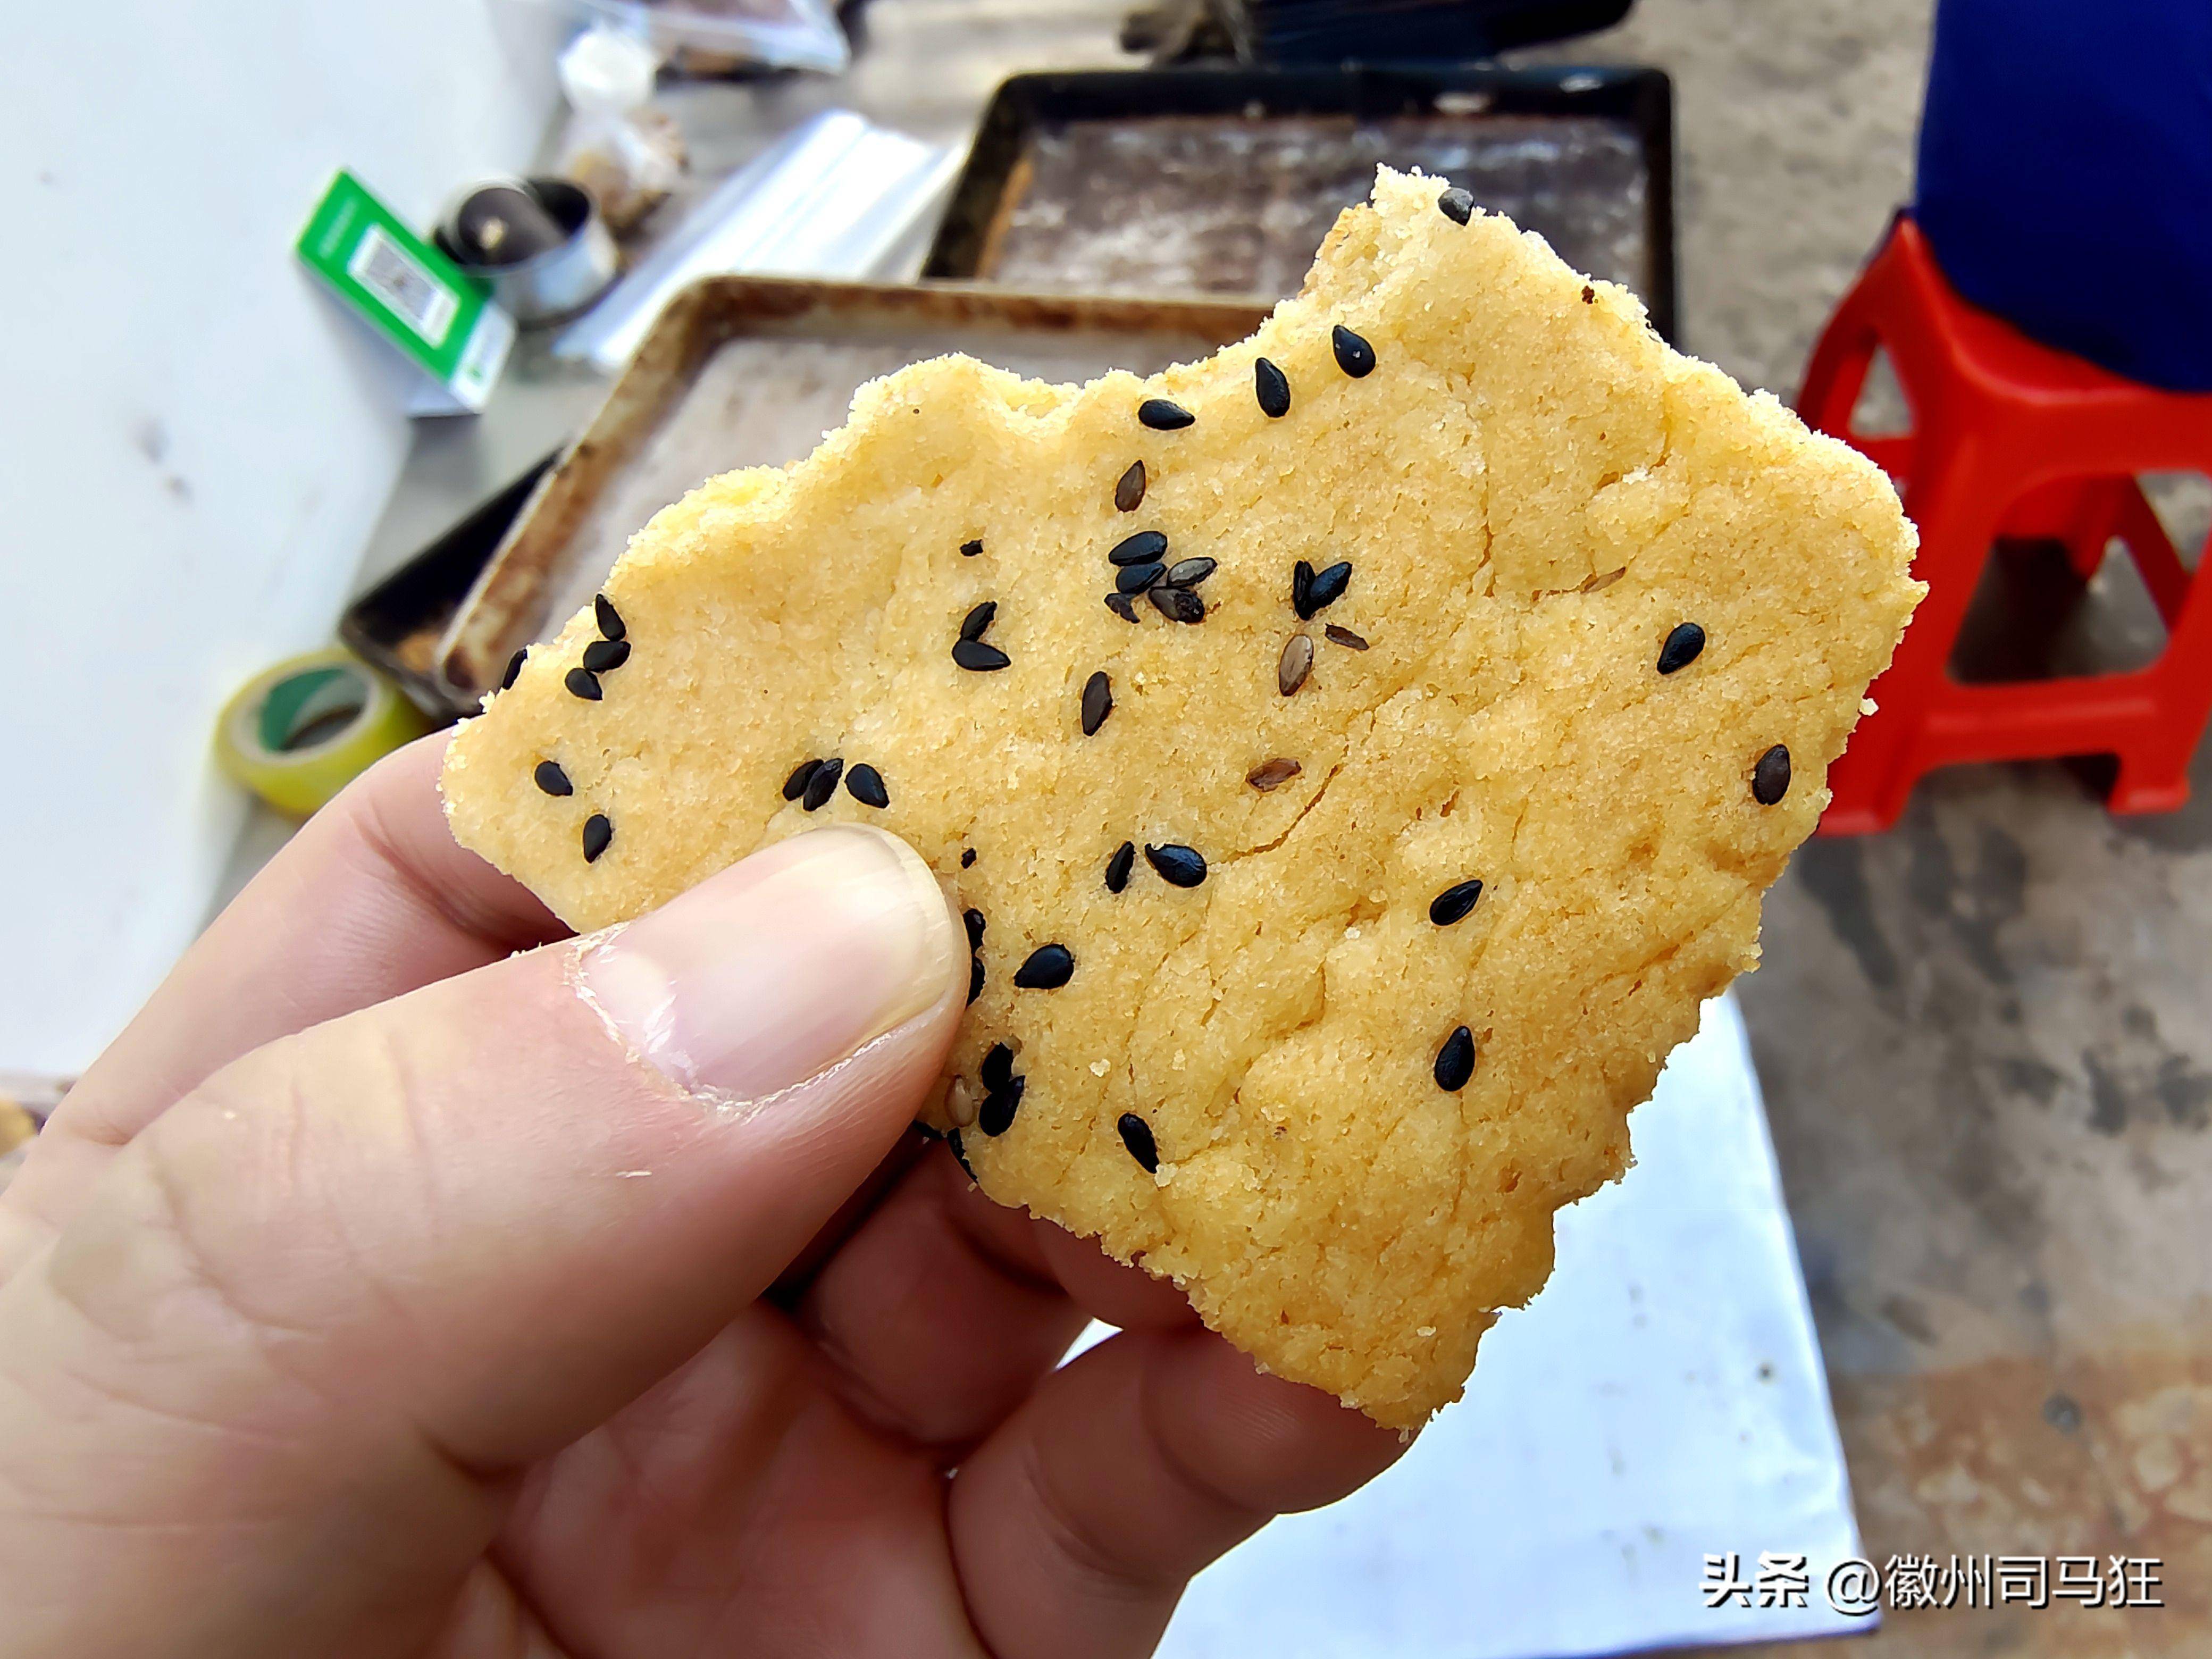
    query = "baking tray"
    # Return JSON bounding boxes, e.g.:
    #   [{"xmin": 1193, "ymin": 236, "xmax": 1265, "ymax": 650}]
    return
[
  {"xmin": 921, "ymin": 65, "xmax": 1676, "ymax": 340},
  {"xmin": 339, "ymin": 454, "xmax": 556, "ymax": 716},
  {"xmin": 437, "ymin": 277, "xmax": 1272, "ymax": 699}
]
